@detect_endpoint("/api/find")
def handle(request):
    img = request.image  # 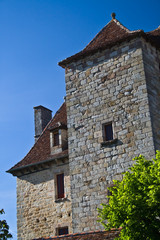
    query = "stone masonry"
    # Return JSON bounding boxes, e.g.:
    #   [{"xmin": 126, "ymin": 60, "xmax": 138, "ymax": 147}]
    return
[
  {"xmin": 17, "ymin": 161, "xmax": 72, "ymax": 240},
  {"xmin": 65, "ymin": 37, "xmax": 159, "ymax": 233},
  {"xmin": 142, "ymin": 39, "xmax": 160, "ymax": 150}
]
